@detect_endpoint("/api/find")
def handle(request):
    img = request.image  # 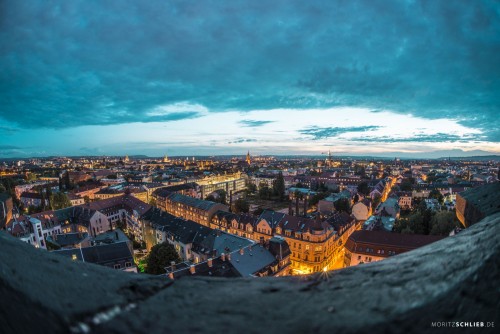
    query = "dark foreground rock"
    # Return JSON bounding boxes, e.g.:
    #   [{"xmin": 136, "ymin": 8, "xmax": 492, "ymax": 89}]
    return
[{"xmin": 1, "ymin": 213, "xmax": 499, "ymax": 334}]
